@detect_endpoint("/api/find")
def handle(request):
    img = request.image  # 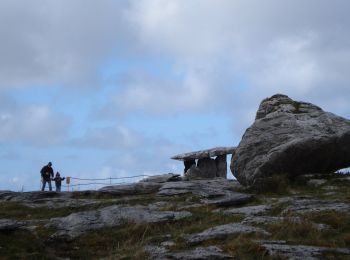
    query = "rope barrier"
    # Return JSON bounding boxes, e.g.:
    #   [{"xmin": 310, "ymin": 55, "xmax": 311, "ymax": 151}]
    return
[
  {"xmin": 69, "ymin": 174, "xmax": 151, "ymax": 181},
  {"xmin": 39, "ymin": 173, "xmax": 155, "ymax": 191},
  {"xmin": 61, "ymin": 181, "xmax": 132, "ymax": 188}
]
